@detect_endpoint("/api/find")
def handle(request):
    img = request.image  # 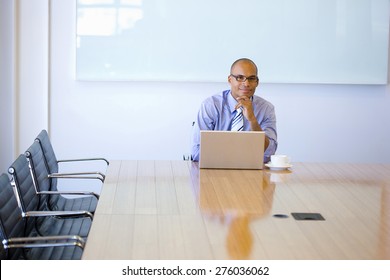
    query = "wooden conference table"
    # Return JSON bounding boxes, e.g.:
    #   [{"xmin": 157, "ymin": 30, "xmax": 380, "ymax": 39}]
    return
[{"xmin": 82, "ymin": 160, "xmax": 390, "ymax": 260}]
